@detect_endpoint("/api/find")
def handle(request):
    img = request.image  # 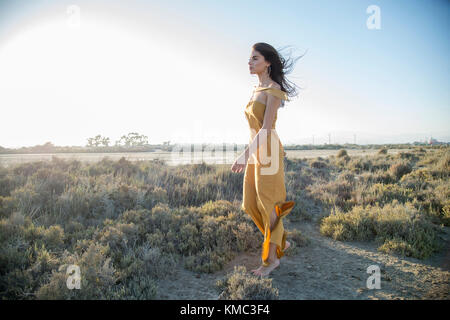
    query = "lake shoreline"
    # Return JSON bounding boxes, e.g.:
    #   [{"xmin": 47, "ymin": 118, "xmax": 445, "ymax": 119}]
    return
[{"xmin": 0, "ymin": 148, "xmax": 434, "ymax": 167}]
